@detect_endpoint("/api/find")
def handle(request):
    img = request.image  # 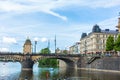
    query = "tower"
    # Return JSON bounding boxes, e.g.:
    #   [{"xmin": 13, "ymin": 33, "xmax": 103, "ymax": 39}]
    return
[
  {"xmin": 116, "ymin": 14, "xmax": 120, "ymax": 32},
  {"xmin": 23, "ymin": 38, "xmax": 32, "ymax": 54}
]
